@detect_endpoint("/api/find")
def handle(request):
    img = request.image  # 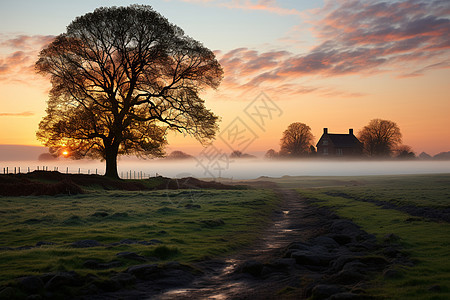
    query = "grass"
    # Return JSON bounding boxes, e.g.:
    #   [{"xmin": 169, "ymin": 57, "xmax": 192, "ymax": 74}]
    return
[
  {"xmin": 2, "ymin": 172, "xmax": 449, "ymax": 299},
  {"xmin": 0, "ymin": 188, "xmax": 279, "ymax": 285},
  {"xmin": 273, "ymin": 174, "xmax": 450, "ymax": 300}
]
